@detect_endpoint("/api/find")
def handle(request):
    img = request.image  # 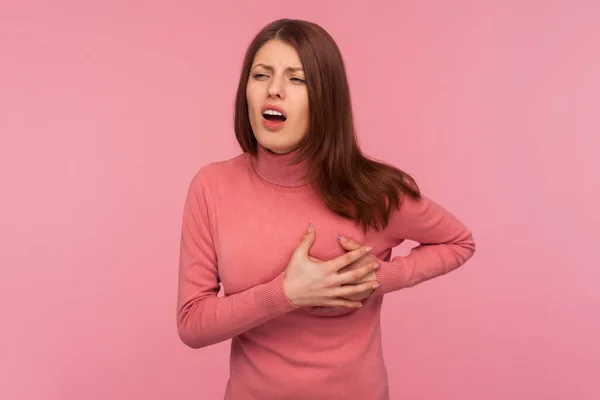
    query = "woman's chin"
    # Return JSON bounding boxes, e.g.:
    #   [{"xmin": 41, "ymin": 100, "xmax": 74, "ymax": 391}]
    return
[{"xmin": 255, "ymin": 132, "xmax": 304, "ymax": 154}]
